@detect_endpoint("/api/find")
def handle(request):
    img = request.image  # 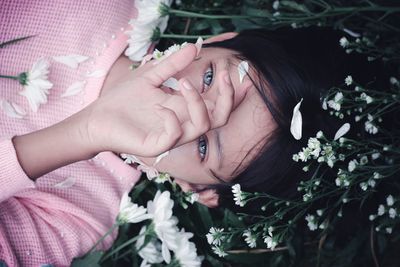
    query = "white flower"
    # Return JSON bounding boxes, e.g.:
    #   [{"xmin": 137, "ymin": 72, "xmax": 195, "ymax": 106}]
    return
[
  {"xmin": 272, "ymin": 0, "xmax": 280, "ymax": 10},
  {"xmin": 174, "ymin": 229, "xmax": 202, "ymax": 267},
  {"xmin": 378, "ymin": 204, "xmax": 385, "ymax": 216},
  {"xmin": 290, "ymin": 98, "xmax": 303, "ymax": 140},
  {"xmin": 390, "ymin": 77, "xmax": 399, "ymax": 86},
  {"xmin": 264, "ymin": 236, "xmax": 278, "ymax": 250},
  {"xmin": 125, "ymin": 21, "xmax": 160, "ymax": 61},
  {"xmin": 389, "ymin": 208, "xmax": 397, "ymax": 218},
  {"xmin": 307, "ymin": 138, "xmax": 321, "ymax": 158},
  {"xmin": 125, "ymin": 0, "xmax": 172, "ymax": 61},
  {"xmin": 136, "ymin": 226, "xmax": 164, "ymax": 264},
  {"xmin": 316, "ymin": 131, "xmax": 324, "ymax": 139},
  {"xmin": 212, "ymin": 245, "xmax": 228, "ymax": 258},
  {"xmin": 334, "ymin": 123, "xmax": 350, "ymax": 140},
  {"xmin": 365, "ymin": 121, "xmax": 378, "ymax": 134},
  {"xmin": 305, "ymin": 214, "xmax": 318, "ymax": 231},
  {"xmin": 386, "ymin": 195, "xmax": 394, "ymax": 206},
  {"xmin": 339, "ymin": 37, "xmax": 349, "ymax": 48},
  {"xmin": 327, "ymin": 100, "xmax": 341, "ymax": 111},
  {"xmin": 345, "ymin": 75, "xmax": 353, "ymax": 86},
  {"xmin": 369, "ymin": 214, "xmax": 376, "ymax": 221},
  {"xmin": 348, "ymin": 159, "xmax": 357, "ymax": 172},
  {"xmin": 154, "ymin": 172, "xmax": 172, "ymax": 184},
  {"xmin": 19, "ymin": 58, "xmax": 53, "ymax": 112},
  {"xmin": 232, "ymin": 184, "xmax": 246, "ymax": 207},
  {"xmin": 135, "ymin": 0, "xmax": 171, "ymax": 25},
  {"xmin": 386, "ymin": 227, "xmax": 393, "ymax": 234},
  {"xmin": 243, "ymin": 230, "xmax": 257, "ymax": 248},
  {"xmin": 184, "ymin": 191, "xmax": 199, "ymax": 204},
  {"xmin": 206, "ymin": 227, "xmax": 225, "ymax": 246},
  {"xmin": 120, "ymin": 153, "xmax": 160, "ymax": 180},
  {"xmin": 237, "ymin": 61, "xmax": 249, "ymax": 84},
  {"xmin": 147, "ymin": 191, "xmax": 179, "ymax": 259},
  {"xmin": 334, "ymin": 92, "xmax": 344, "ymax": 102},
  {"xmin": 117, "ymin": 191, "xmax": 153, "ymax": 224}
]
